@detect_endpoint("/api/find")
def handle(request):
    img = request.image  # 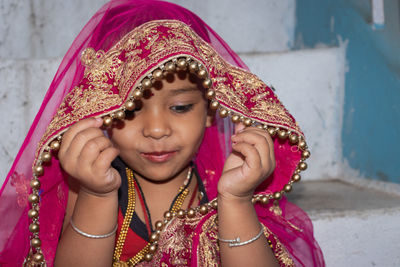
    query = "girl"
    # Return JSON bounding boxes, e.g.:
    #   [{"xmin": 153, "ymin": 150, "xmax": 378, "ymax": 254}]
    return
[{"xmin": 0, "ymin": 1, "xmax": 324, "ymax": 266}]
